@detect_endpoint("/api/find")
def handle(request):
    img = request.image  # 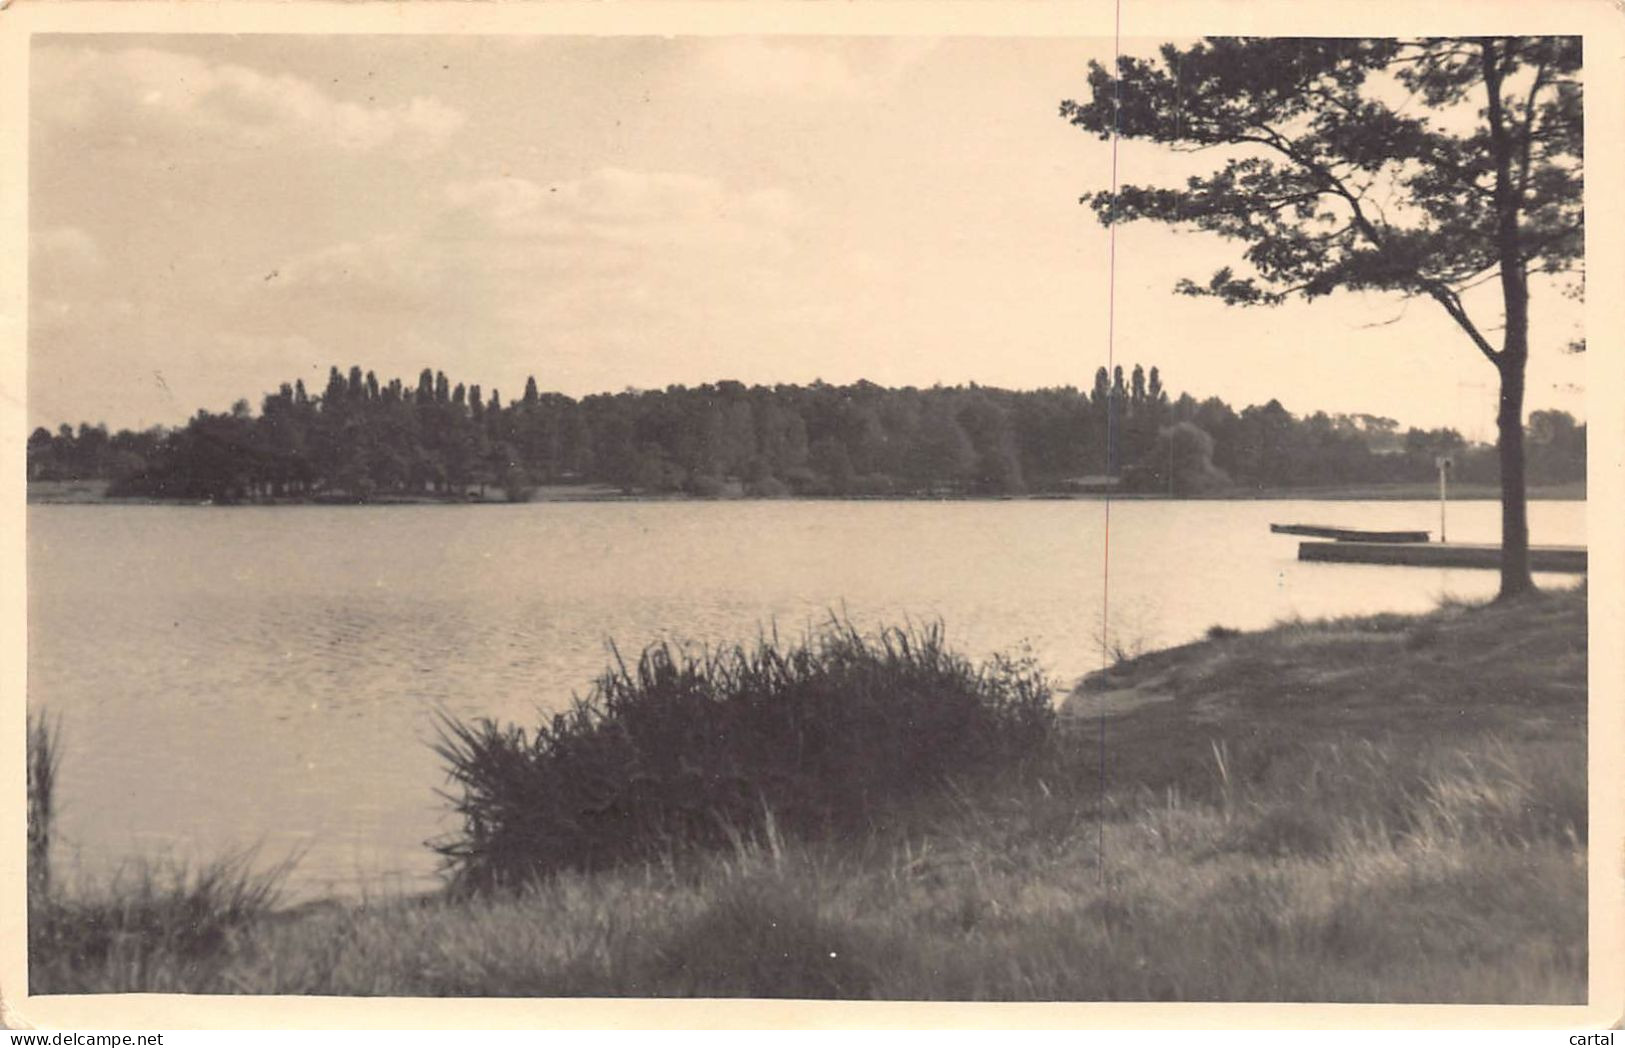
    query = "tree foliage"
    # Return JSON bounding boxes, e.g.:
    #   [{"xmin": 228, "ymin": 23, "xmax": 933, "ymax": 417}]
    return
[
  {"xmin": 29, "ymin": 370, "xmax": 1583, "ymax": 501},
  {"xmin": 1061, "ymin": 37, "xmax": 1583, "ymax": 596},
  {"xmin": 1061, "ymin": 38, "xmax": 1580, "ymax": 318}
]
